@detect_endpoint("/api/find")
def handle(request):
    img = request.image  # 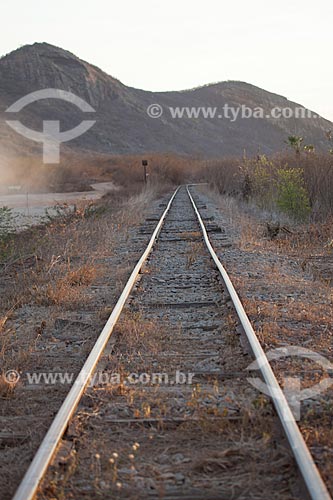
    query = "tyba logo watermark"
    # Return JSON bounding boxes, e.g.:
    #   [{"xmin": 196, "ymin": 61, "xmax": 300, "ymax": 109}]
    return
[
  {"xmin": 246, "ymin": 345, "xmax": 333, "ymax": 421},
  {"xmin": 5, "ymin": 88, "xmax": 96, "ymax": 163}
]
